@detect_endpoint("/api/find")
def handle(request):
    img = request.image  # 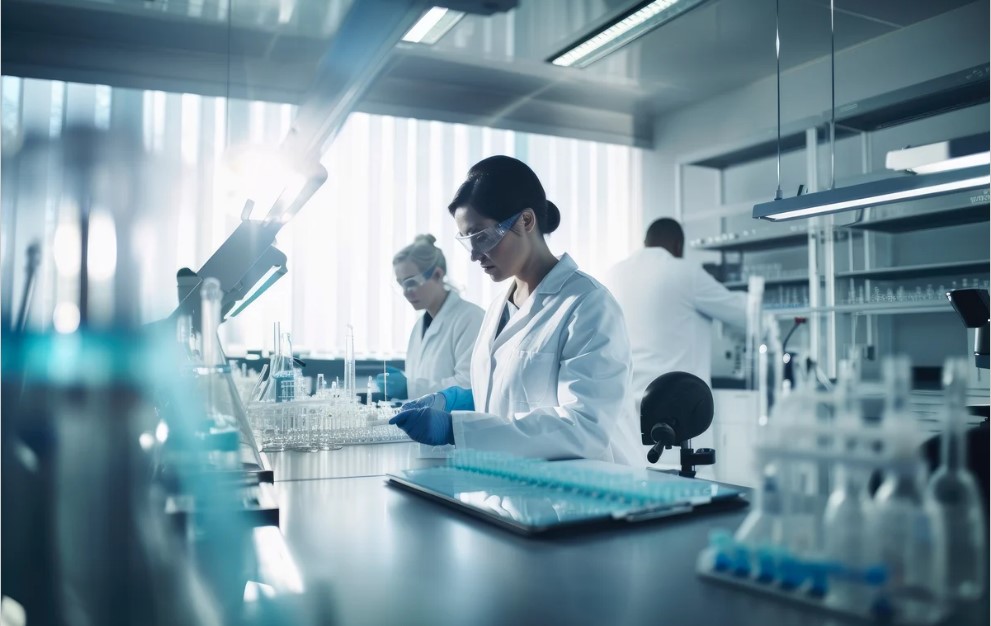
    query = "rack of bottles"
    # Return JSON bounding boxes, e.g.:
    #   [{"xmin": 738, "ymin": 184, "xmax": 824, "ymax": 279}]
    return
[
  {"xmin": 244, "ymin": 324, "xmax": 409, "ymax": 451},
  {"xmin": 696, "ymin": 356, "xmax": 986, "ymax": 624}
]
